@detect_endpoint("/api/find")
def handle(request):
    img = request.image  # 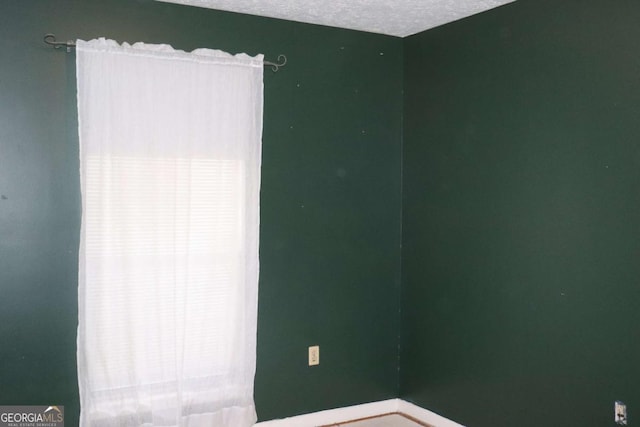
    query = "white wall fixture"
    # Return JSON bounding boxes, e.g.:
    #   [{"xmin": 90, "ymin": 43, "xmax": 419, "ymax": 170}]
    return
[
  {"xmin": 156, "ymin": 0, "xmax": 516, "ymax": 37},
  {"xmin": 615, "ymin": 401, "xmax": 628, "ymax": 425},
  {"xmin": 308, "ymin": 346, "xmax": 320, "ymax": 366}
]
